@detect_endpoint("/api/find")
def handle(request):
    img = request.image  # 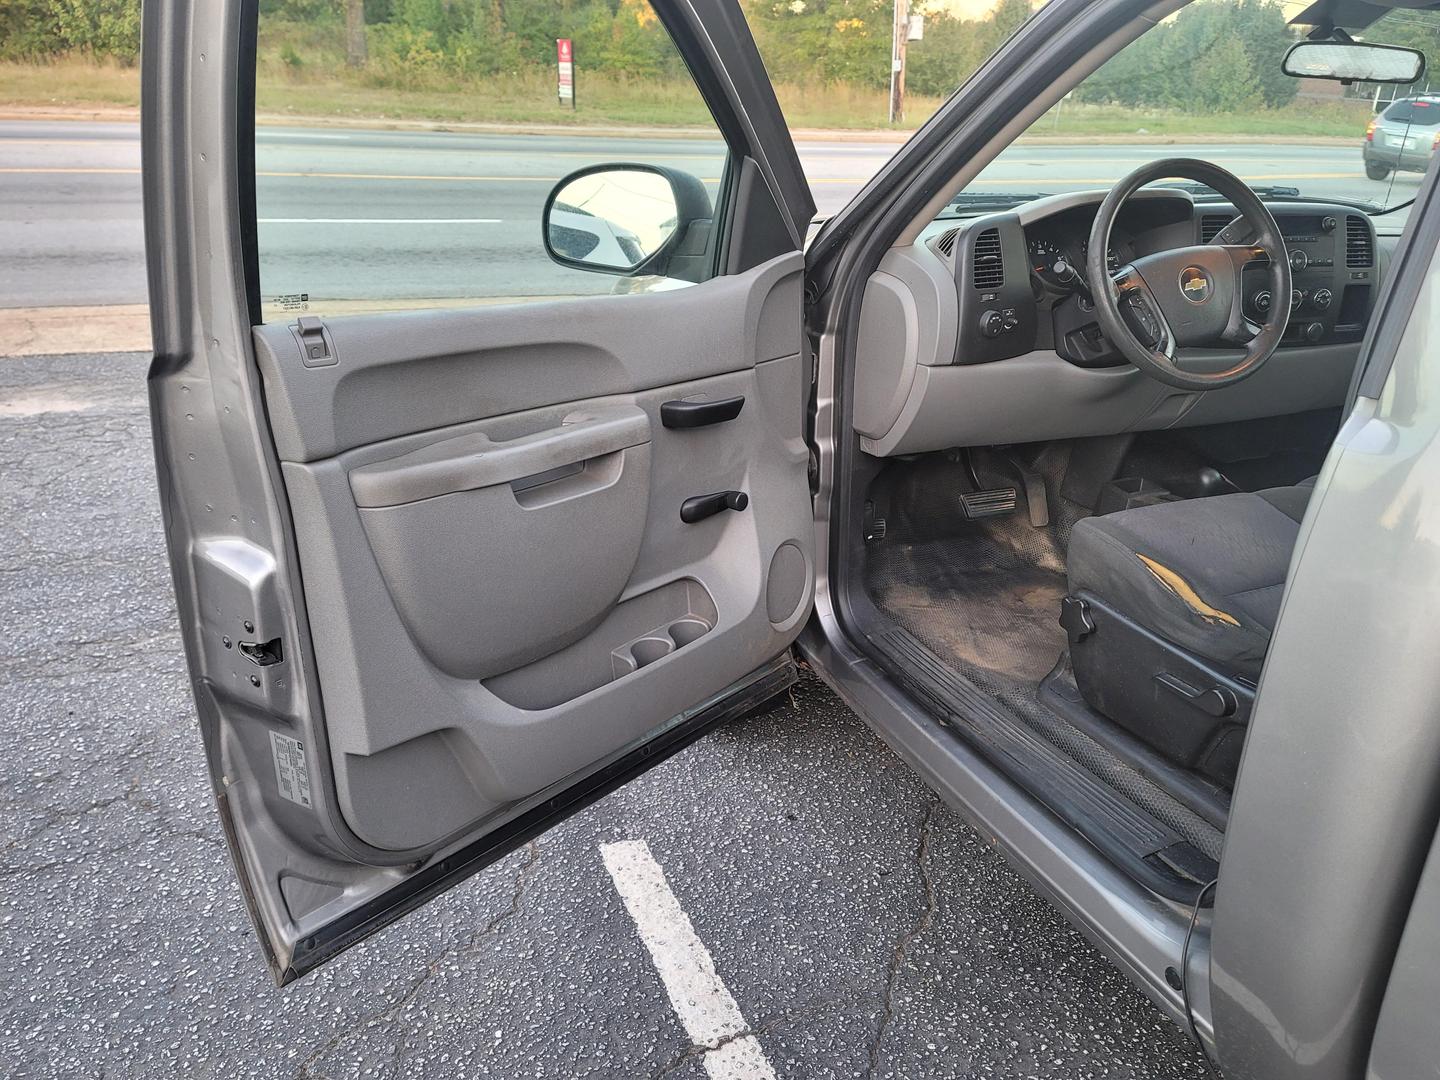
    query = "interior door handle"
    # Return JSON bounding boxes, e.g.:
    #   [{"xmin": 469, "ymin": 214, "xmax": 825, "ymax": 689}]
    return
[
  {"xmin": 661, "ymin": 395, "xmax": 745, "ymax": 429},
  {"xmin": 681, "ymin": 490, "xmax": 749, "ymax": 523}
]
